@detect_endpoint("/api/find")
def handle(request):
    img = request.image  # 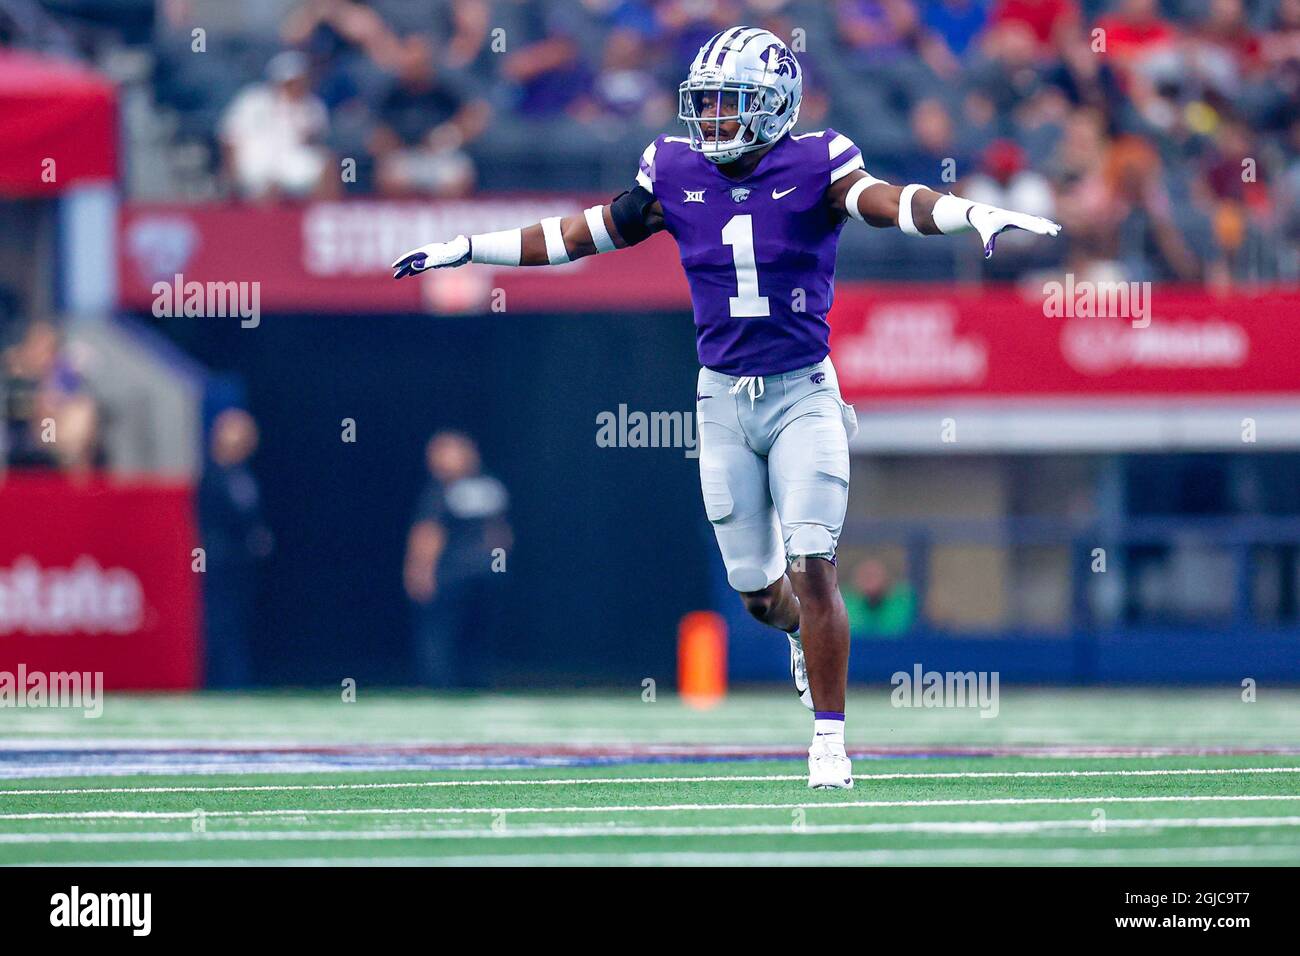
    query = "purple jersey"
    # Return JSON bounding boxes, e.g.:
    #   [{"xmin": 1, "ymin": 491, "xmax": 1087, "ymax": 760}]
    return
[{"xmin": 637, "ymin": 129, "xmax": 866, "ymax": 375}]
